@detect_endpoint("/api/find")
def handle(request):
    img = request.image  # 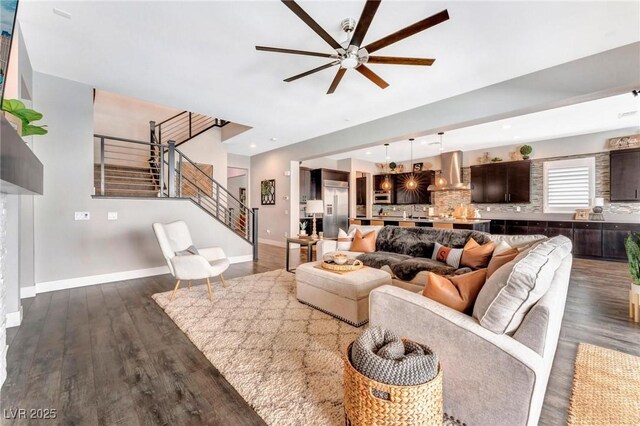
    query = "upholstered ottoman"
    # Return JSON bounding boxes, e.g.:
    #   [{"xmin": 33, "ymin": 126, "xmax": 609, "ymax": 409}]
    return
[{"xmin": 295, "ymin": 262, "xmax": 392, "ymax": 327}]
